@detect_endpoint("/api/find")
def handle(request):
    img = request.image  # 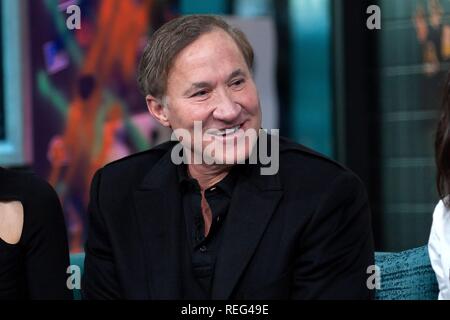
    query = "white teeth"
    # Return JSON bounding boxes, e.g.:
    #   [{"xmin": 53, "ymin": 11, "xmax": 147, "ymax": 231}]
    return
[{"xmin": 215, "ymin": 125, "xmax": 240, "ymax": 136}]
